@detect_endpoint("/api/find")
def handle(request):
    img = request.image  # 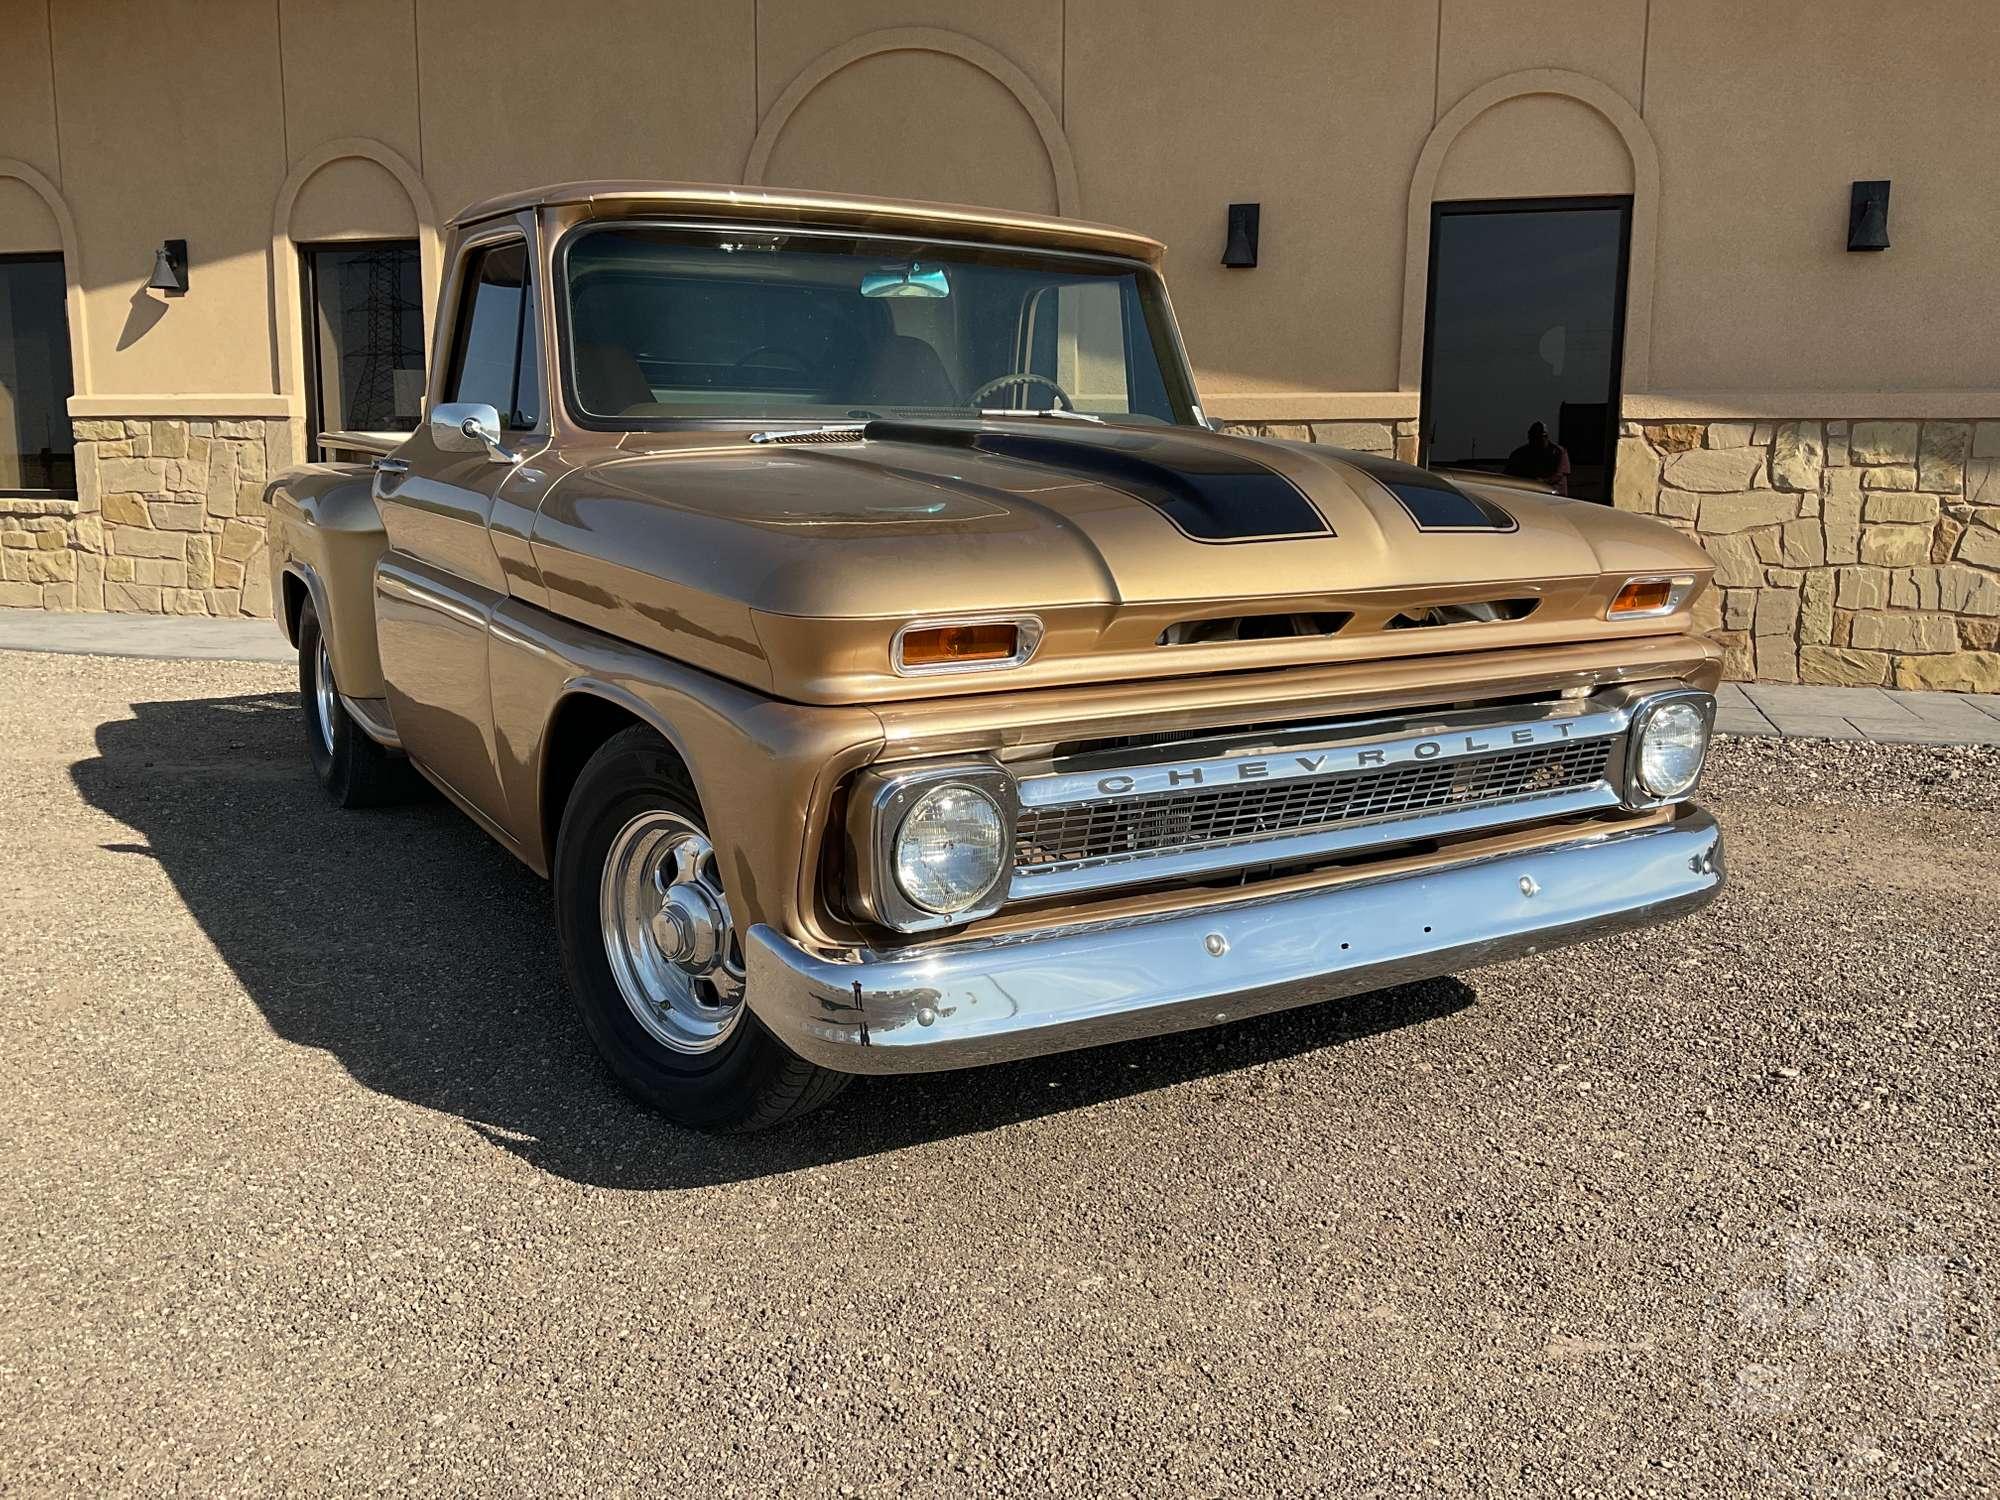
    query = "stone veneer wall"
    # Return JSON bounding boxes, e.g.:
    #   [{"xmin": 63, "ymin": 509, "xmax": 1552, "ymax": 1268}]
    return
[
  {"xmin": 0, "ymin": 418, "xmax": 290, "ymax": 617},
  {"xmin": 1218, "ymin": 419, "xmax": 1422, "ymax": 466},
  {"xmin": 1615, "ymin": 418, "xmax": 2000, "ymax": 692}
]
